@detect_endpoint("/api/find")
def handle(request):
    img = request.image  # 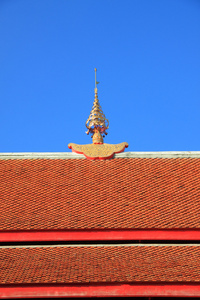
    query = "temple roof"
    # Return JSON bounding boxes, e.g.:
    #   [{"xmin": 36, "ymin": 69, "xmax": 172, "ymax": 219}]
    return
[
  {"xmin": 0, "ymin": 152, "xmax": 200, "ymax": 231},
  {"xmin": 0, "ymin": 244, "xmax": 199, "ymax": 285},
  {"xmin": 1, "ymin": 151, "xmax": 200, "ymax": 298}
]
